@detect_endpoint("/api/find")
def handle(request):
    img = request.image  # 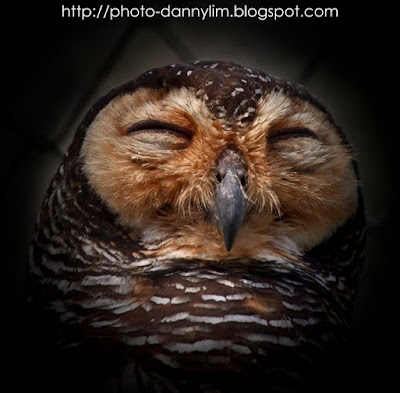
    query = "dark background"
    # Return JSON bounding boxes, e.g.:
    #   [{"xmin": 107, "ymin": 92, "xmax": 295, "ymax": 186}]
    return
[{"xmin": 3, "ymin": 0, "xmax": 396, "ymax": 389}]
